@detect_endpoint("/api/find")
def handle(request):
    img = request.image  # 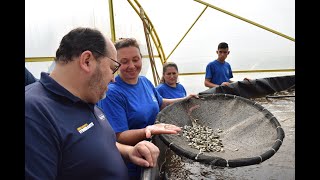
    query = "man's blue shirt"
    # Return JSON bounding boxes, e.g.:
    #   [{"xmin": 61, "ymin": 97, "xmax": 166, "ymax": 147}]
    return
[
  {"xmin": 25, "ymin": 72, "xmax": 128, "ymax": 180},
  {"xmin": 205, "ymin": 60, "xmax": 233, "ymax": 85}
]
